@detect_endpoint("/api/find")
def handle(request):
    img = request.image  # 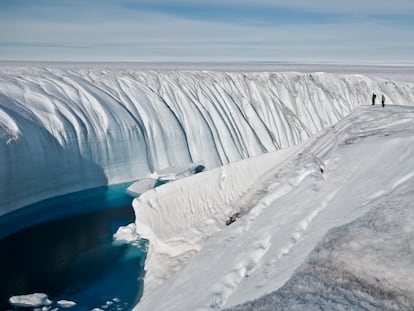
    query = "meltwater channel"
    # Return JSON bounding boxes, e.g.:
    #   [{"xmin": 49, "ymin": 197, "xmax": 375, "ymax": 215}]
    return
[{"xmin": 0, "ymin": 183, "xmax": 147, "ymax": 311}]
